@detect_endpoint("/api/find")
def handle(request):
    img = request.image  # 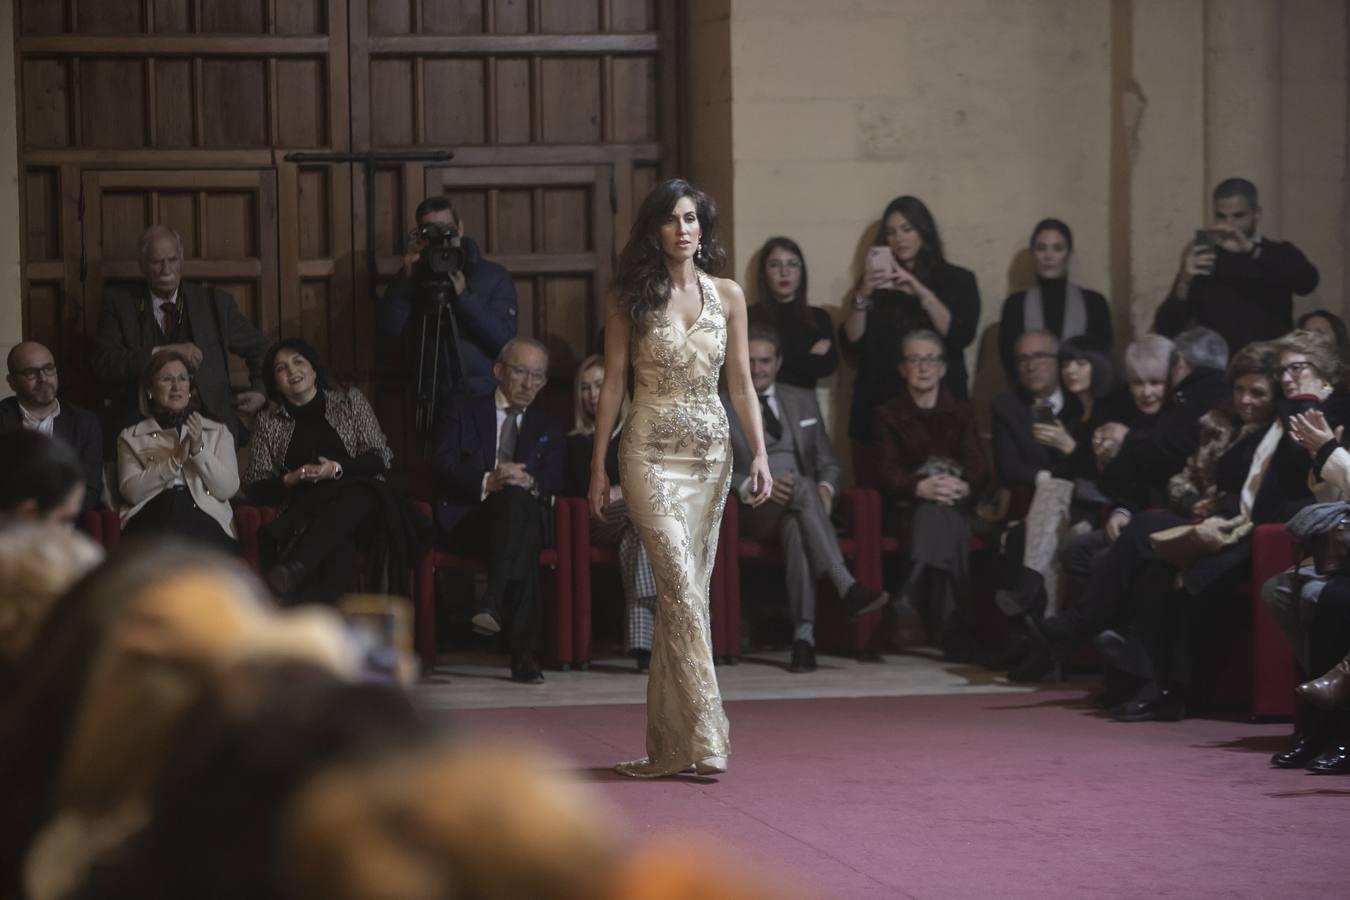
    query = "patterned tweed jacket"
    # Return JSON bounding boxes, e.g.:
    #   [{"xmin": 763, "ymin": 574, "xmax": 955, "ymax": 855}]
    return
[{"xmin": 245, "ymin": 386, "xmax": 393, "ymax": 488}]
